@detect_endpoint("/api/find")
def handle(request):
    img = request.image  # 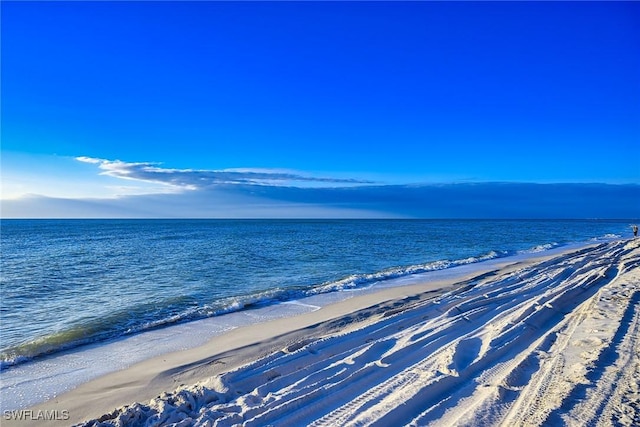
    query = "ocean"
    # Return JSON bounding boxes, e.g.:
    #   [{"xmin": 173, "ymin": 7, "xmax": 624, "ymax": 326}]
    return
[{"xmin": 0, "ymin": 218, "xmax": 631, "ymax": 371}]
